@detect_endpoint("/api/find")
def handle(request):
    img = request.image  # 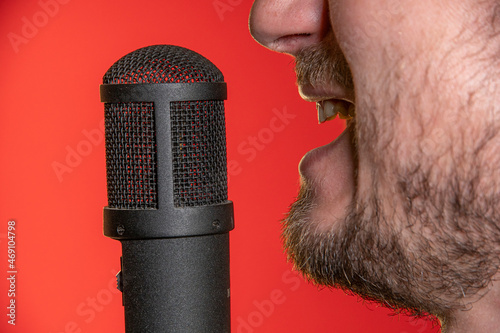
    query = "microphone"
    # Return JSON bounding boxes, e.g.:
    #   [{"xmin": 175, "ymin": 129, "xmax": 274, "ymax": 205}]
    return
[{"xmin": 100, "ymin": 45, "xmax": 234, "ymax": 332}]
